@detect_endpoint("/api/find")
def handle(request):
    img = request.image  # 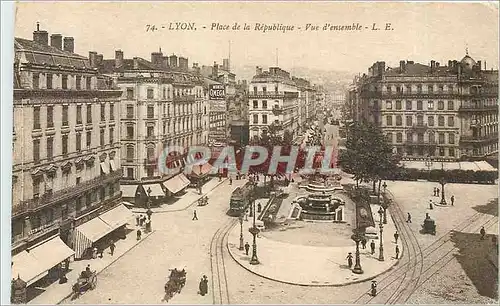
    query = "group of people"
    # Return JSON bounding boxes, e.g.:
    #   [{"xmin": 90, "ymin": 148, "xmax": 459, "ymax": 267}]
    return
[
  {"xmin": 346, "ymin": 230, "xmax": 401, "ymax": 268},
  {"xmin": 432, "ymin": 187, "xmax": 455, "ymax": 206}
]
